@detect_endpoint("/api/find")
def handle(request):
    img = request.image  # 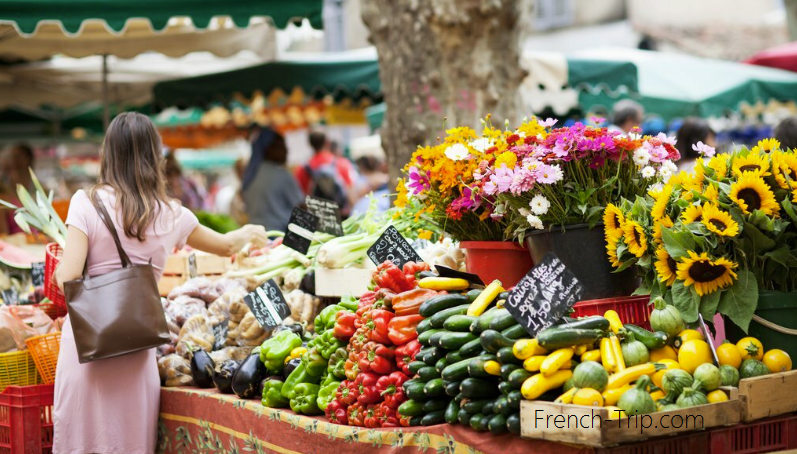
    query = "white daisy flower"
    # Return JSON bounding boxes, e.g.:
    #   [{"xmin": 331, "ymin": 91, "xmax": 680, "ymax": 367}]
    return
[
  {"xmin": 444, "ymin": 143, "xmax": 469, "ymax": 161},
  {"xmin": 659, "ymin": 166, "xmax": 672, "ymax": 182},
  {"xmin": 662, "ymin": 160, "xmax": 678, "ymax": 174},
  {"xmin": 518, "ymin": 208, "xmax": 531, "ymax": 217},
  {"xmin": 641, "ymin": 166, "xmax": 656, "ymax": 178},
  {"xmin": 526, "ymin": 214, "xmax": 544, "ymax": 230},
  {"xmin": 633, "ymin": 149, "xmax": 650, "ymax": 166},
  {"xmin": 469, "ymin": 138, "xmax": 494, "ymax": 153},
  {"xmin": 529, "ymin": 195, "xmax": 551, "ymax": 215}
]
